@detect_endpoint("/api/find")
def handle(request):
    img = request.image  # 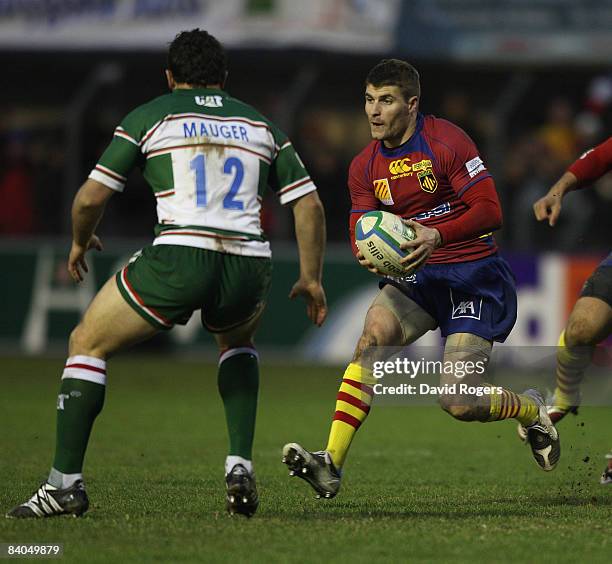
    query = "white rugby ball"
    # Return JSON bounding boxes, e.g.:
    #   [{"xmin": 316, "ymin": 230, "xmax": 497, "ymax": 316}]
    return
[{"xmin": 355, "ymin": 211, "xmax": 416, "ymax": 276}]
